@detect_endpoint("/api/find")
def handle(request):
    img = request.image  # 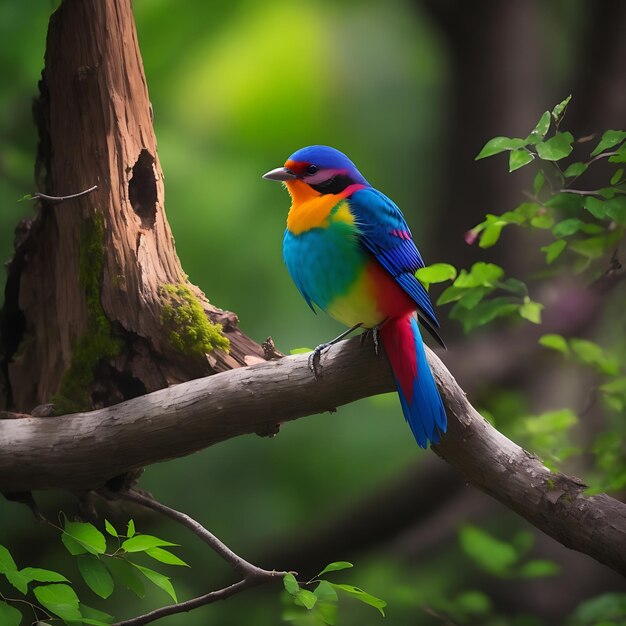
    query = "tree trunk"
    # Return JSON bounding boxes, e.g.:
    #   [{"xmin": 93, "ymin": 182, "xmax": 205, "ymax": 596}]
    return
[{"xmin": 0, "ymin": 0, "xmax": 268, "ymax": 414}]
